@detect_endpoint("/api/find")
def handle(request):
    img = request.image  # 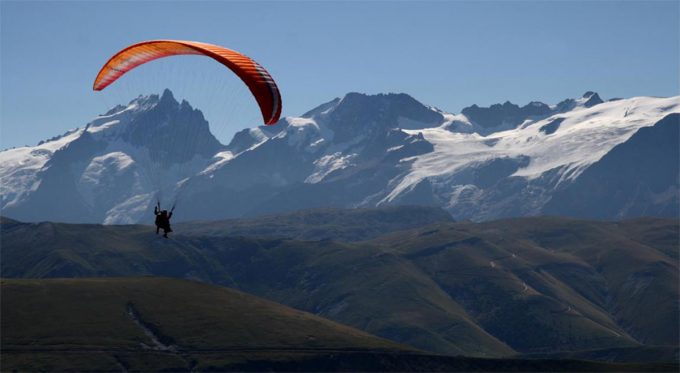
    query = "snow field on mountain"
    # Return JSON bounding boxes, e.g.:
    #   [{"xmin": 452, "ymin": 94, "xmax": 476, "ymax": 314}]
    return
[
  {"xmin": 385, "ymin": 96, "xmax": 680, "ymax": 203},
  {"xmin": 0, "ymin": 129, "xmax": 84, "ymax": 207}
]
